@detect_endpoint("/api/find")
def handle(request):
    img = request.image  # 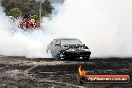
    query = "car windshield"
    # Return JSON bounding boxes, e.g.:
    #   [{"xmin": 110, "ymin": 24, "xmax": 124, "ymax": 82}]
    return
[{"xmin": 61, "ymin": 39, "xmax": 82, "ymax": 45}]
